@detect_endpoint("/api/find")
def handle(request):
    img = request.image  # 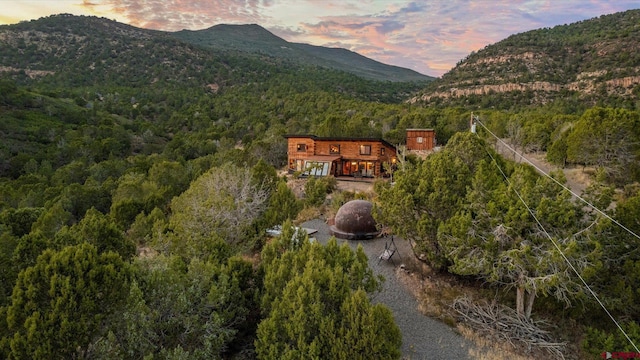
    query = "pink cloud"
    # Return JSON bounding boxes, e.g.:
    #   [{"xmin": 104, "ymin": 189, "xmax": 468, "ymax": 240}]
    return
[
  {"xmin": 76, "ymin": 0, "xmax": 640, "ymax": 76},
  {"xmin": 87, "ymin": 0, "xmax": 274, "ymax": 31}
]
